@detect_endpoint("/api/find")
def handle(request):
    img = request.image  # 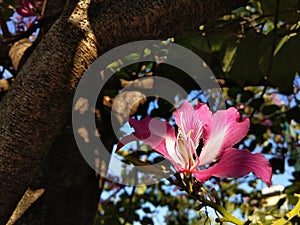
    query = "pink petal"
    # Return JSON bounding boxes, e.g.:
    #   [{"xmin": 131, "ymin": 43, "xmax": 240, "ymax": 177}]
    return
[
  {"xmin": 16, "ymin": 8, "xmax": 32, "ymax": 17},
  {"xmin": 174, "ymin": 101, "xmax": 208, "ymax": 154},
  {"xmin": 199, "ymin": 107, "xmax": 250, "ymax": 165},
  {"xmin": 117, "ymin": 116, "xmax": 176, "ymax": 161},
  {"xmin": 195, "ymin": 103, "xmax": 212, "ymax": 144},
  {"xmin": 173, "ymin": 101, "xmax": 195, "ymax": 133},
  {"xmin": 16, "ymin": 0, "xmax": 41, "ymax": 17},
  {"xmin": 194, "ymin": 148, "xmax": 272, "ymax": 187}
]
